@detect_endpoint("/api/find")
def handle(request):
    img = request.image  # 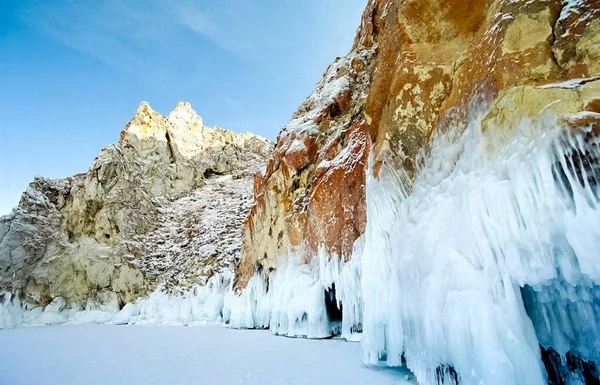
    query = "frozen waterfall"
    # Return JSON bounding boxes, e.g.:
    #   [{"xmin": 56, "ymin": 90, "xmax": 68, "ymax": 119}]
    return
[{"xmin": 361, "ymin": 108, "xmax": 600, "ymax": 384}]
